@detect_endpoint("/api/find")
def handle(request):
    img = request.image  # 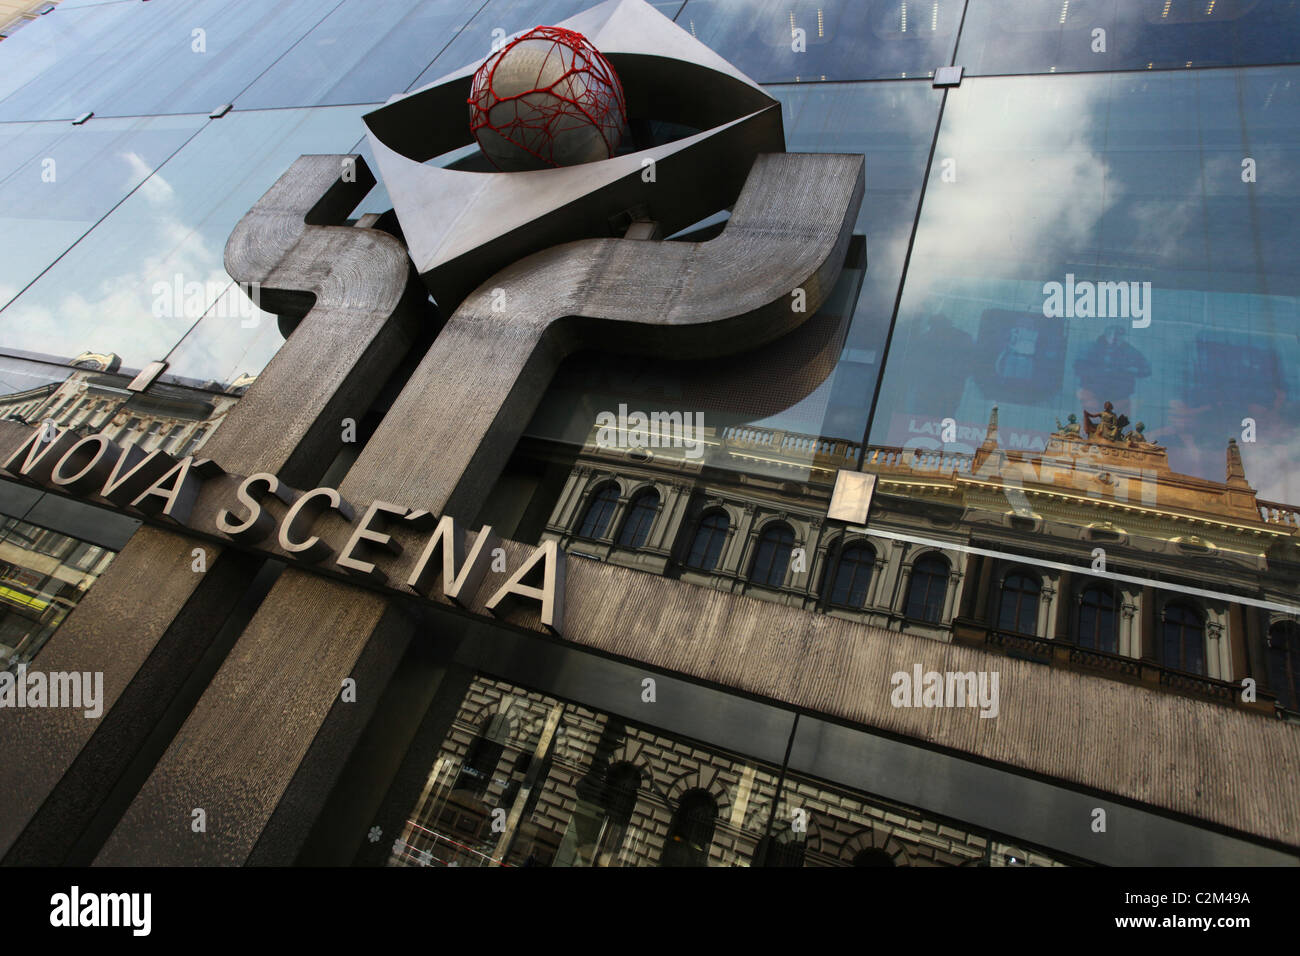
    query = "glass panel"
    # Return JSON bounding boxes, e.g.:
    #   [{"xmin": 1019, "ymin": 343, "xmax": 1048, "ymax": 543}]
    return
[
  {"xmin": 0, "ymin": 104, "xmax": 377, "ymax": 370},
  {"xmin": 409, "ymin": 0, "xmax": 609, "ymax": 86},
  {"xmin": 0, "ymin": 0, "xmax": 335, "ymax": 121},
  {"xmin": 0, "ymin": 1, "xmax": 137, "ymax": 116},
  {"xmin": 957, "ymin": 0, "xmax": 1300, "ymax": 77},
  {"xmin": 674, "ymin": 0, "xmax": 963, "ymax": 82},
  {"xmin": 0, "ymin": 118, "xmax": 73, "ymax": 184},
  {"xmin": 0, "ymin": 113, "xmax": 205, "ymax": 313},
  {"xmin": 0, "ymin": 355, "xmax": 70, "ymax": 425},
  {"xmin": 0, "ymin": 352, "xmax": 237, "ymax": 457},
  {"xmin": 236, "ymin": 0, "xmax": 484, "ymax": 110},
  {"xmin": 387, "ymin": 674, "xmax": 782, "ymax": 867},
  {"xmin": 159, "ymin": 282, "xmax": 279, "ymax": 393},
  {"xmin": 869, "ymin": 67, "xmax": 1300, "ymax": 510},
  {"xmin": 0, "ymin": 516, "xmax": 116, "ymax": 668}
]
